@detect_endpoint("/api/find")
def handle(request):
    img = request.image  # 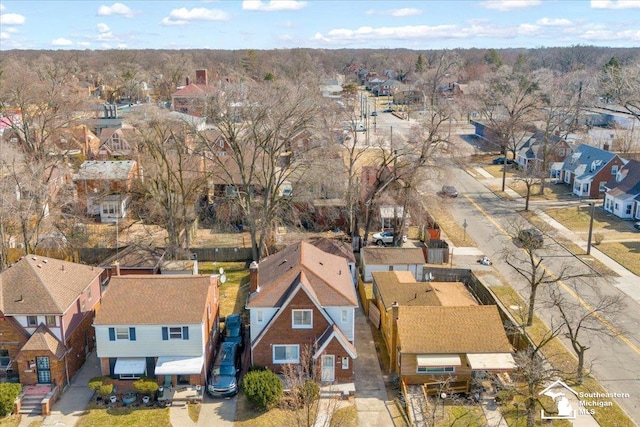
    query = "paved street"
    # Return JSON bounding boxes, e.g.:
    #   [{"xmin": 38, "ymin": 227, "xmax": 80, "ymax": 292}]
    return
[{"xmin": 438, "ymin": 160, "xmax": 640, "ymax": 424}]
